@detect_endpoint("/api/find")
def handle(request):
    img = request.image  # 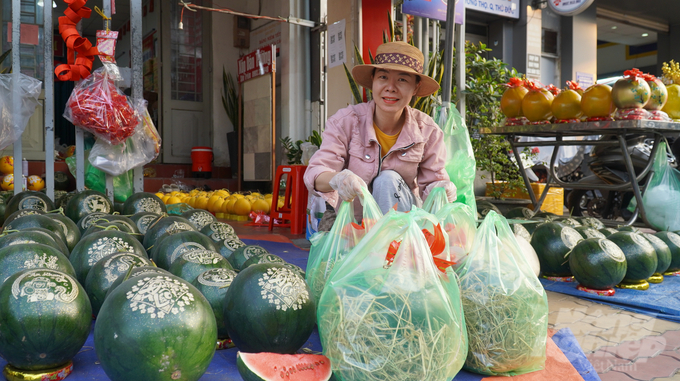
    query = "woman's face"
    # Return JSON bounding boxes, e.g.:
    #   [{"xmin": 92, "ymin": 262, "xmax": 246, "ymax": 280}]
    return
[{"xmin": 371, "ymin": 69, "xmax": 420, "ymax": 117}]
